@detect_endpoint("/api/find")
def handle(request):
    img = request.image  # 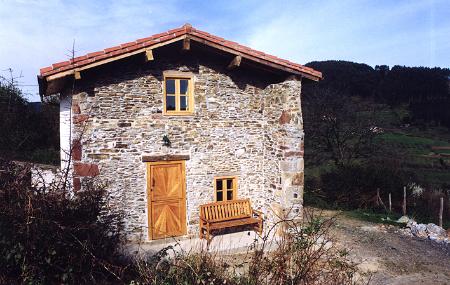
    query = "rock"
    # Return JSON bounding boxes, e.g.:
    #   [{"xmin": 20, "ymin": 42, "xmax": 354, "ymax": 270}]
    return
[
  {"xmin": 425, "ymin": 223, "xmax": 446, "ymax": 237},
  {"xmin": 397, "ymin": 216, "xmax": 410, "ymax": 223},
  {"xmin": 235, "ymin": 148, "xmax": 245, "ymax": 157},
  {"xmin": 410, "ymin": 223, "xmax": 428, "ymax": 239},
  {"xmin": 406, "ymin": 220, "xmax": 417, "ymax": 229},
  {"xmin": 313, "ymin": 236, "xmax": 332, "ymax": 251},
  {"xmin": 406, "ymin": 221, "xmax": 448, "ymax": 243}
]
